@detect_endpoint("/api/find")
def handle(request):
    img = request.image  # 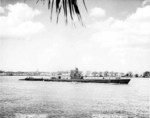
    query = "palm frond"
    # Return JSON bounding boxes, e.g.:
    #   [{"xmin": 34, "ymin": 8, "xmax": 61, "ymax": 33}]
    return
[{"xmin": 37, "ymin": 0, "xmax": 87, "ymax": 24}]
